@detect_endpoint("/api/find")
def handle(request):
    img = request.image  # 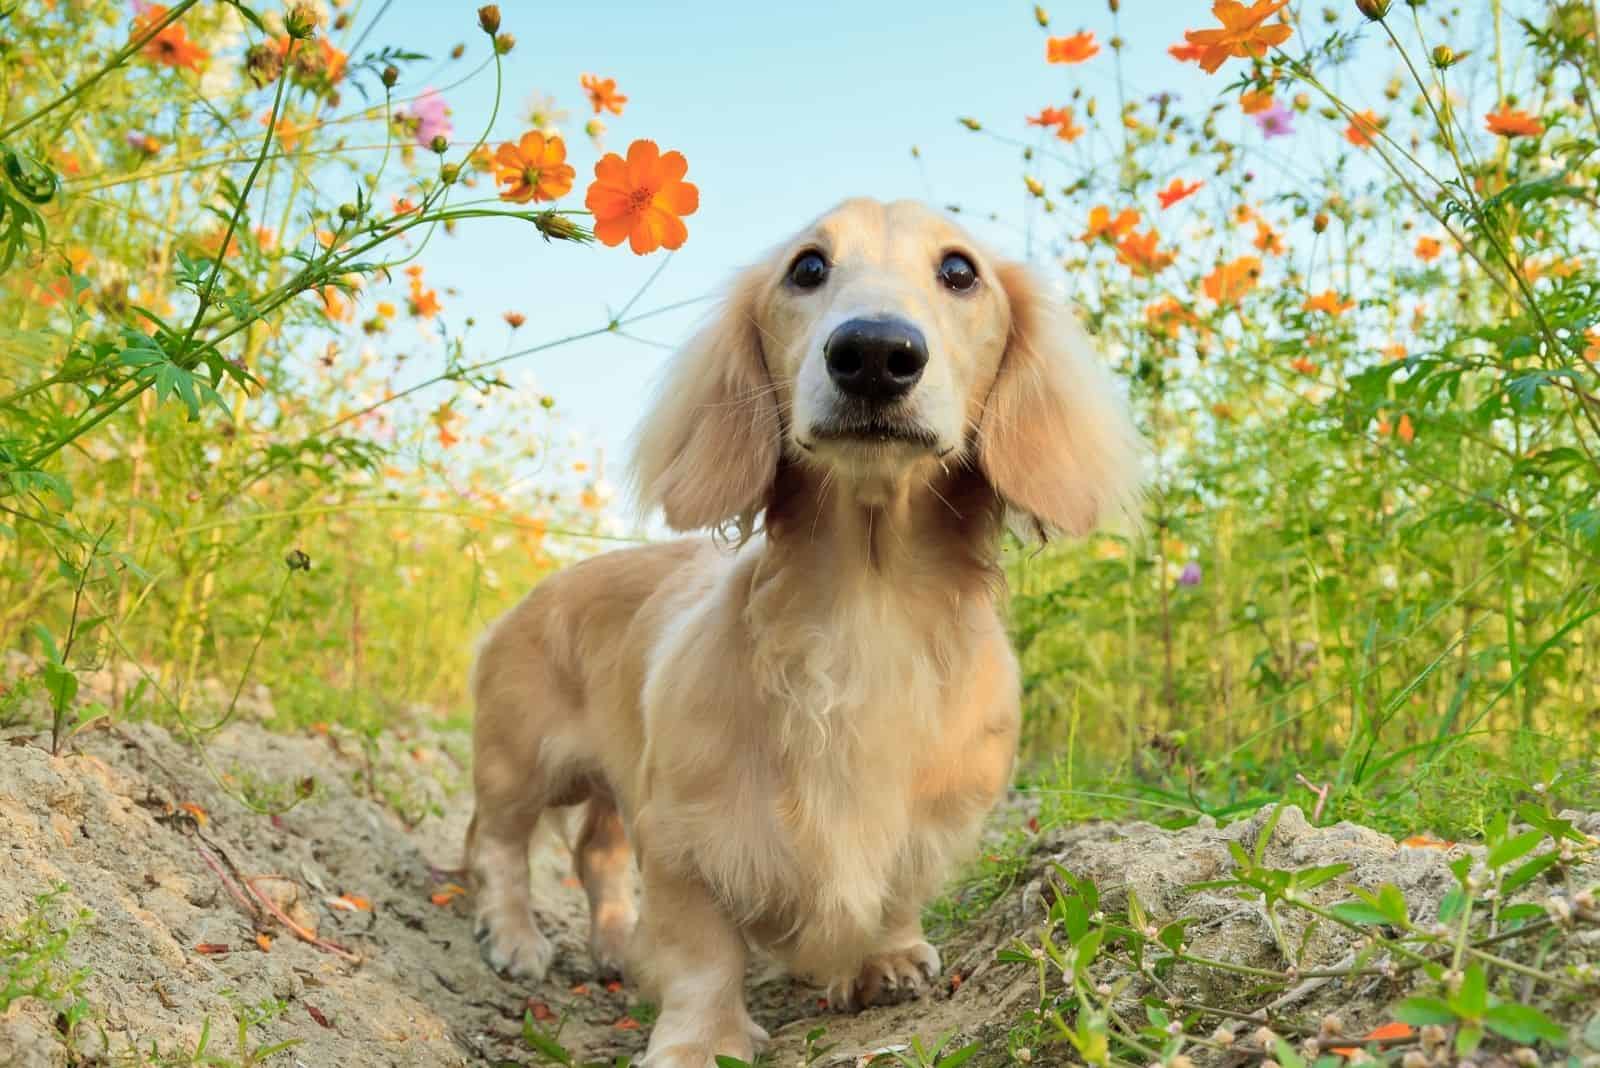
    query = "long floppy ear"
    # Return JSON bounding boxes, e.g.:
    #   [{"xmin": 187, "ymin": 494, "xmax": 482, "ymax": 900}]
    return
[
  {"xmin": 979, "ymin": 261, "xmax": 1145, "ymax": 537},
  {"xmin": 628, "ymin": 266, "xmax": 779, "ymax": 532}
]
